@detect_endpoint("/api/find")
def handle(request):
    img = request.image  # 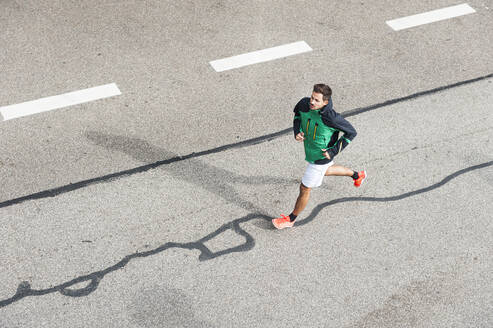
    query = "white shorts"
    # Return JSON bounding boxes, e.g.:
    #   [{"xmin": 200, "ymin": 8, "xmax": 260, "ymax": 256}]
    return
[{"xmin": 301, "ymin": 161, "xmax": 334, "ymax": 188}]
